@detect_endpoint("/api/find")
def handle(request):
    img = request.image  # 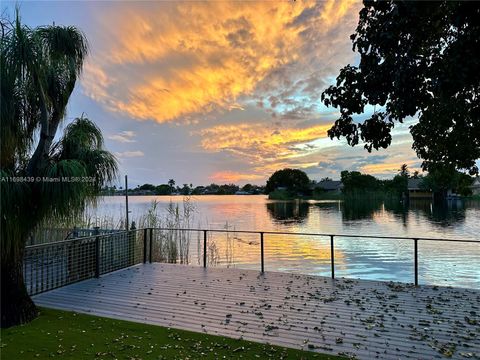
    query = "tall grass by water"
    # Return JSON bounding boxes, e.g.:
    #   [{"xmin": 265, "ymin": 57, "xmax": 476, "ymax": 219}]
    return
[{"xmin": 29, "ymin": 197, "xmax": 239, "ymax": 267}]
